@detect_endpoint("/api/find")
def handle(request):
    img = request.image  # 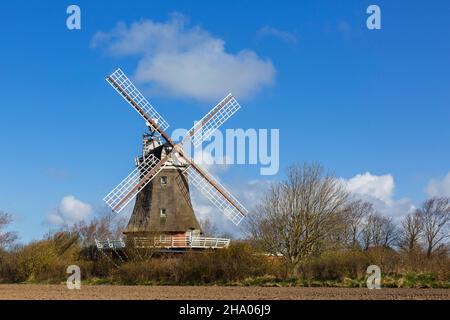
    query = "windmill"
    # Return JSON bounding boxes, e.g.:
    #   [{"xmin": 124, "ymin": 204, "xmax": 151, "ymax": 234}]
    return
[{"xmin": 99, "ymin": 69, "xmax": 248, "ymax": 250}]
